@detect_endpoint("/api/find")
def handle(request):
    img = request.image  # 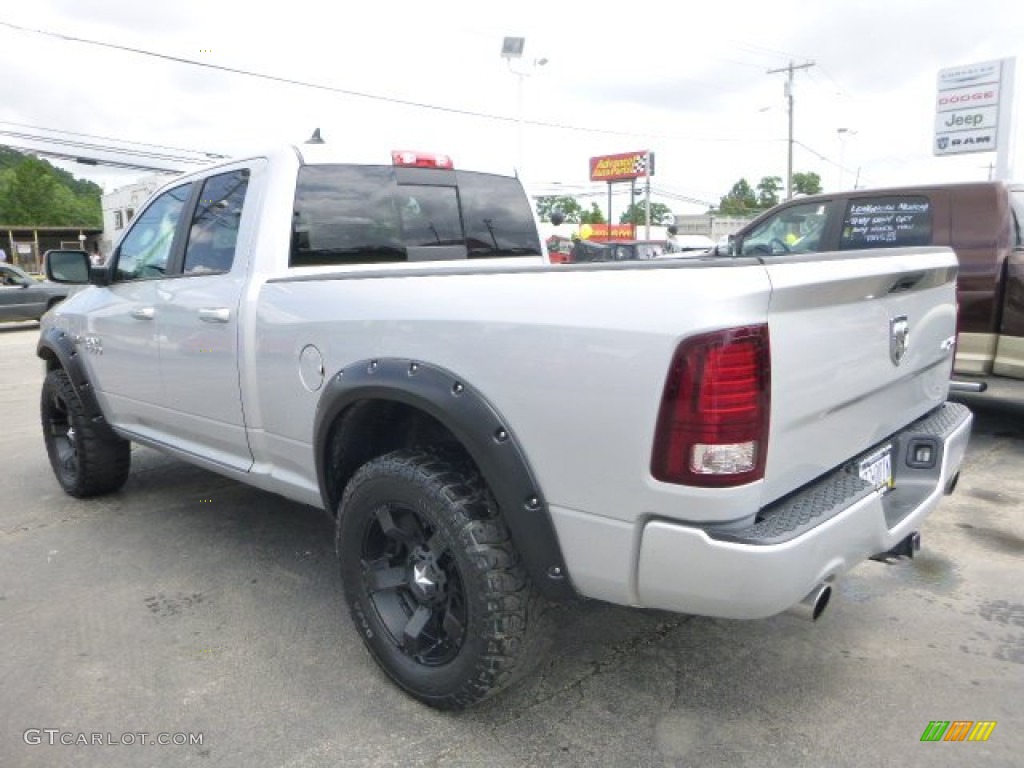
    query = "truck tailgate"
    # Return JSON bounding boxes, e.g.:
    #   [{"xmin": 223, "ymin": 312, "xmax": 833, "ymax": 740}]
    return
[{"xmin": 761, "ymin": 247, "xmax": 958, "ymax": 506}]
